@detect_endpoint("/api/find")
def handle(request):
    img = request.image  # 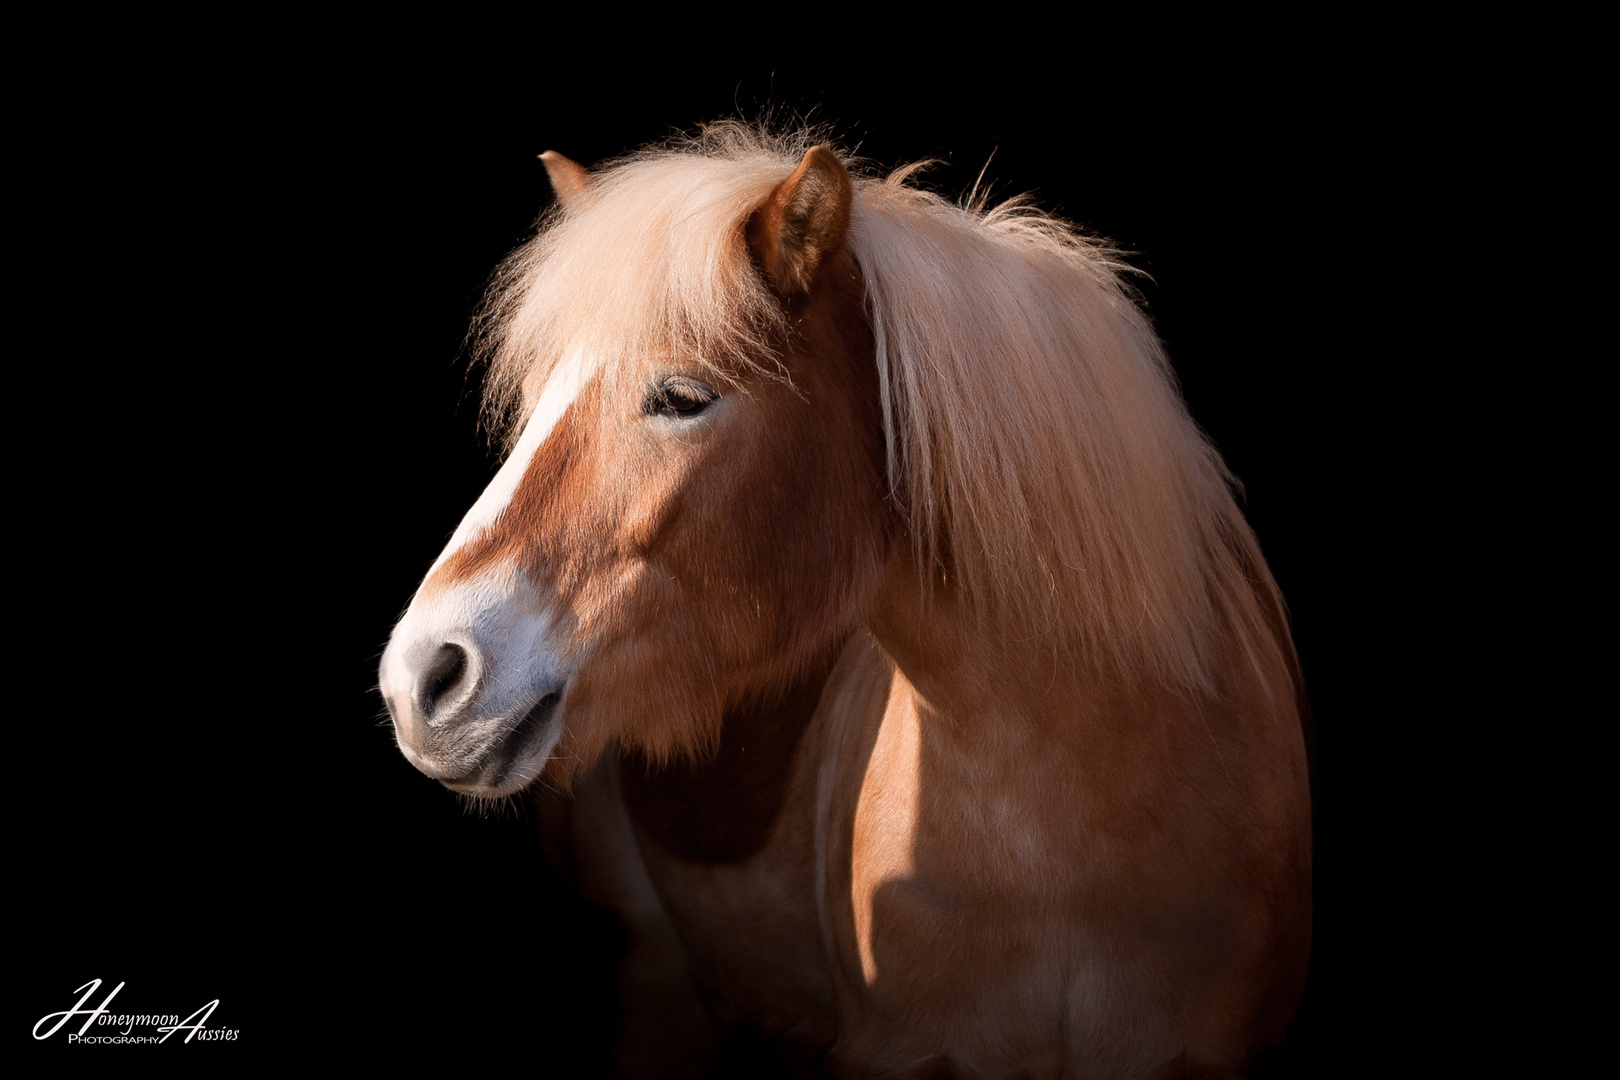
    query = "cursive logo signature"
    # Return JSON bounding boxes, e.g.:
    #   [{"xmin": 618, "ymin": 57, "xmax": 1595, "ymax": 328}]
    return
[{"xmin": 34, "ymin": 980, "xmax": 238, "ymax": 1045}]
